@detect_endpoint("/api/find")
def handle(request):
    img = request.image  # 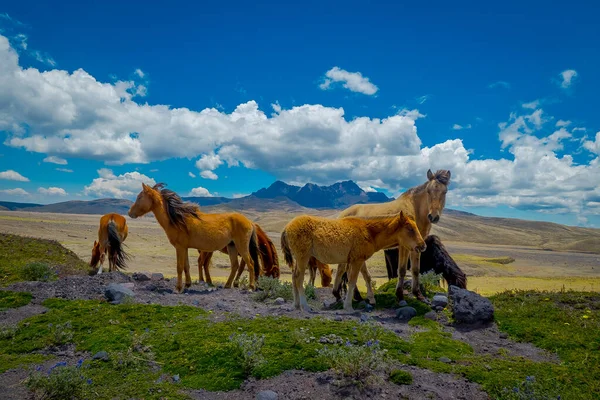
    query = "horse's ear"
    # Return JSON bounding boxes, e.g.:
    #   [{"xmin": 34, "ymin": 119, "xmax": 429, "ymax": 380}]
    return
[
  {"xmin": 447, "ymin": 170, "xmax": 451, "ymax": 181},
  {"xmin": 399, "ymin": 210, "xmax": 405, "ymax": 219},
  {"xmin": 427, "ymin": 169, "xmax": 434, "ymax": 181},
  {"xmin": 142, "ymin": 183, "xmax": 150, "ymax": 191}
]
